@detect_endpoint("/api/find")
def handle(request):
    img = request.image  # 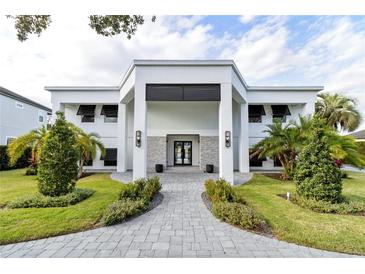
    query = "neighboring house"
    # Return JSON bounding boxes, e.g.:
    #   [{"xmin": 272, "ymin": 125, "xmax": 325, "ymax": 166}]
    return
[
  {"xmin": 0, "ymin": 87, "xmax": 52, "ymax": 145},
  {"xmin": 348, "ymin": 129, "xmax": 365, "ymax": 142},
  {"xmin": 46, "ymin": 60, "xmax": 322, "ymax": 182}
]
